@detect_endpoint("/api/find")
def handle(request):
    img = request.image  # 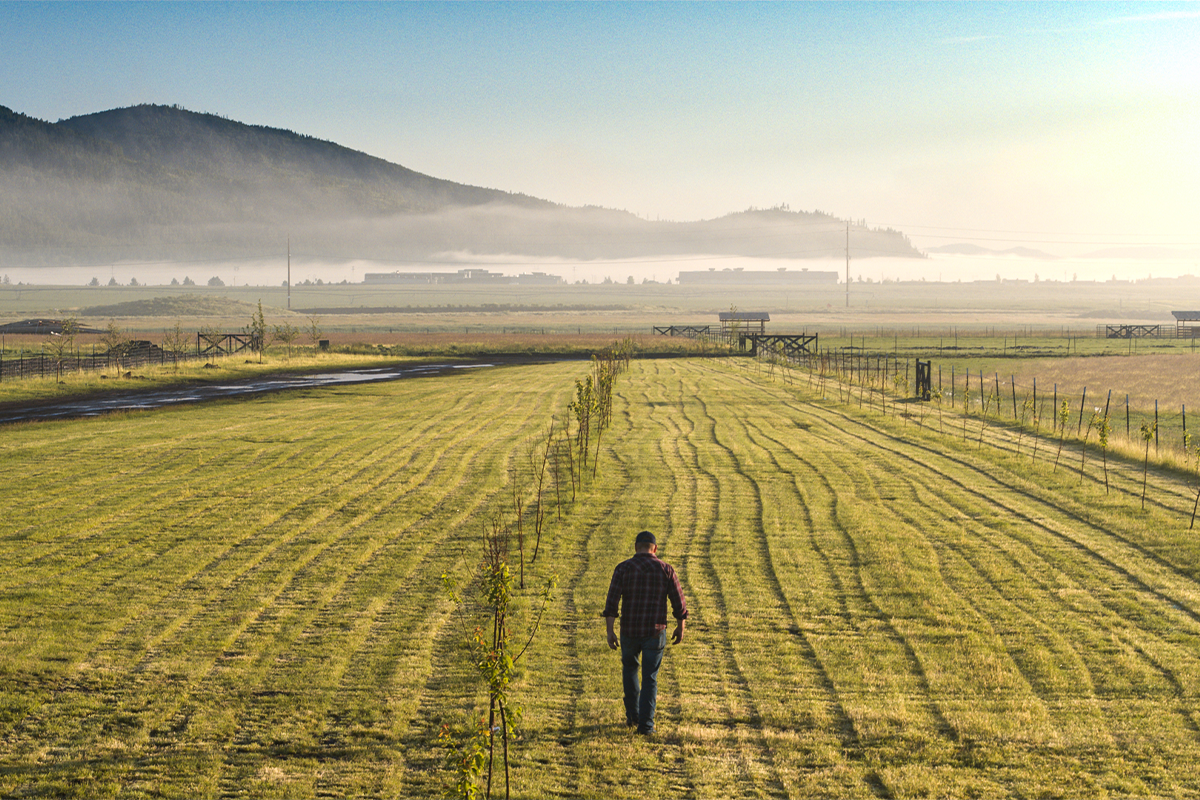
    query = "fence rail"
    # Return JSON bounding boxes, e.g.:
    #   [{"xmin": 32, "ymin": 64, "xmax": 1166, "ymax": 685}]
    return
[
  {"xmin": 738, "ymin": 332, "xmax": 818, "ymax": 358},
  {"xmin": 1100, "ymin": 324, "xmax": 1166, "ymax": 339},
  {"xmin": 652, "ymin": 325, "xmax": 714, "ymax": 338},
  {"xmin": 1097, "ymin": 324, "xmax": 1200, "ymax": 339}
]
